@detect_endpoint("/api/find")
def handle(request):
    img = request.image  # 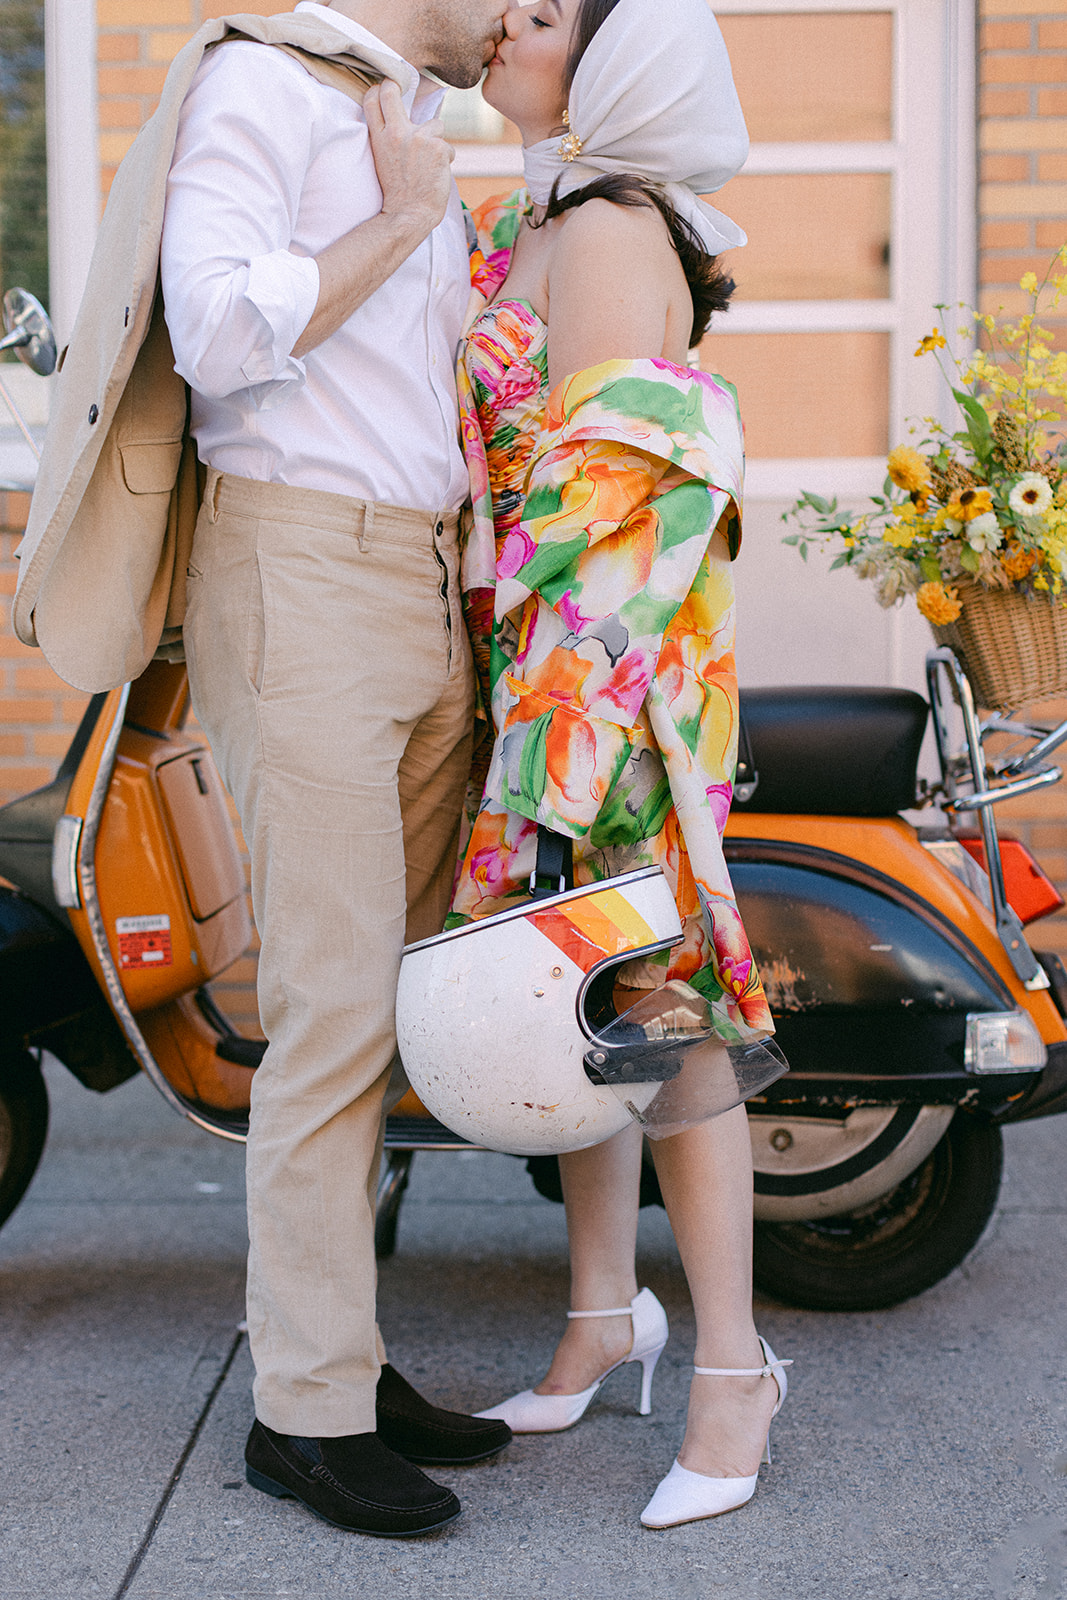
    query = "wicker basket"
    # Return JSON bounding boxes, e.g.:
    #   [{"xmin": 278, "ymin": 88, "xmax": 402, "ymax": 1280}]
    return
[{"xmin": 931, "ymin": 582, "xmax": 1067, "ymax": 710}]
